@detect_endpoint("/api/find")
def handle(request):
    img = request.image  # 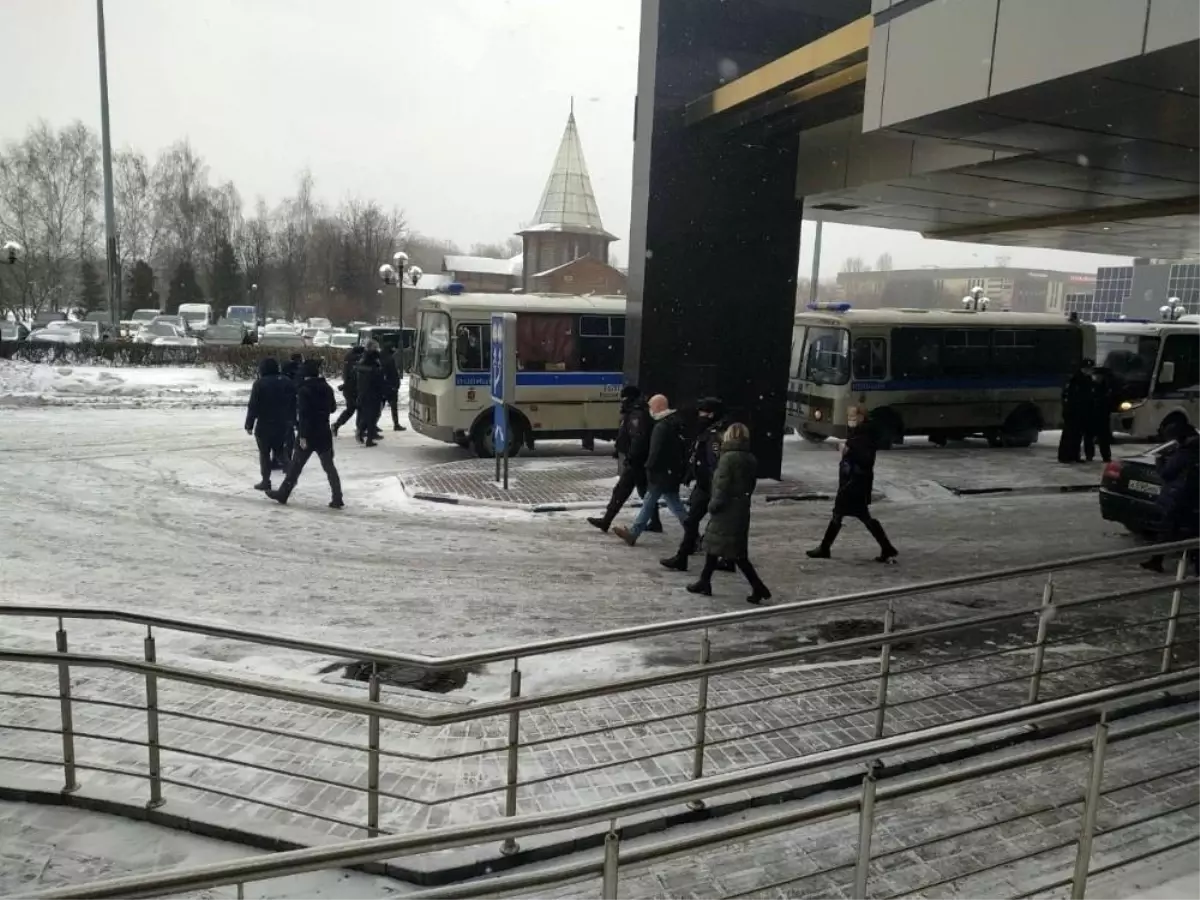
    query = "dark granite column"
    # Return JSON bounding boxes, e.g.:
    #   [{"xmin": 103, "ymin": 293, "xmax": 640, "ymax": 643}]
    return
[{"xmin": 625, "ymin": 0, "xmax": 861, "ymax": 477}]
